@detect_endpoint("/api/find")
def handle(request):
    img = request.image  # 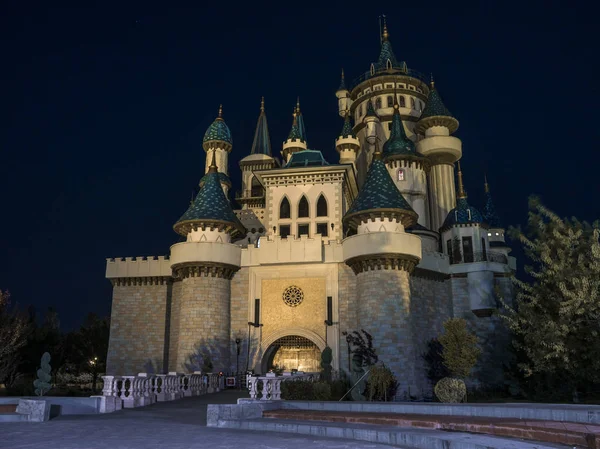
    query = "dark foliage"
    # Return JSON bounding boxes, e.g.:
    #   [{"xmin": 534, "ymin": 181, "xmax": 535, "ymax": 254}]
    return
[{"xmin": 422, "ymin": 338, "xmax": 450, "ymax": 384}]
